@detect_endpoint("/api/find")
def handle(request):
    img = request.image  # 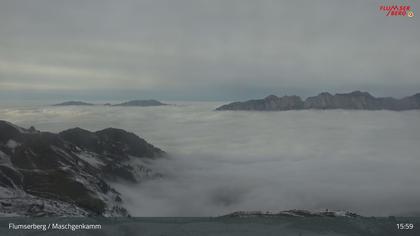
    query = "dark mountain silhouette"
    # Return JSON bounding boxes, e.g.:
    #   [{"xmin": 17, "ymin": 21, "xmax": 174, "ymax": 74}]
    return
[
  {"xmin": 53, "ymin": 101, "xmax": 94, "ymax": 106},
  {"xmin": 113, "ymin": 100, "xmax": 167, "ymax": 107},
  {"xmin": 216, "ymin": 91, "xmax": 420, "ymax": 111}
]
